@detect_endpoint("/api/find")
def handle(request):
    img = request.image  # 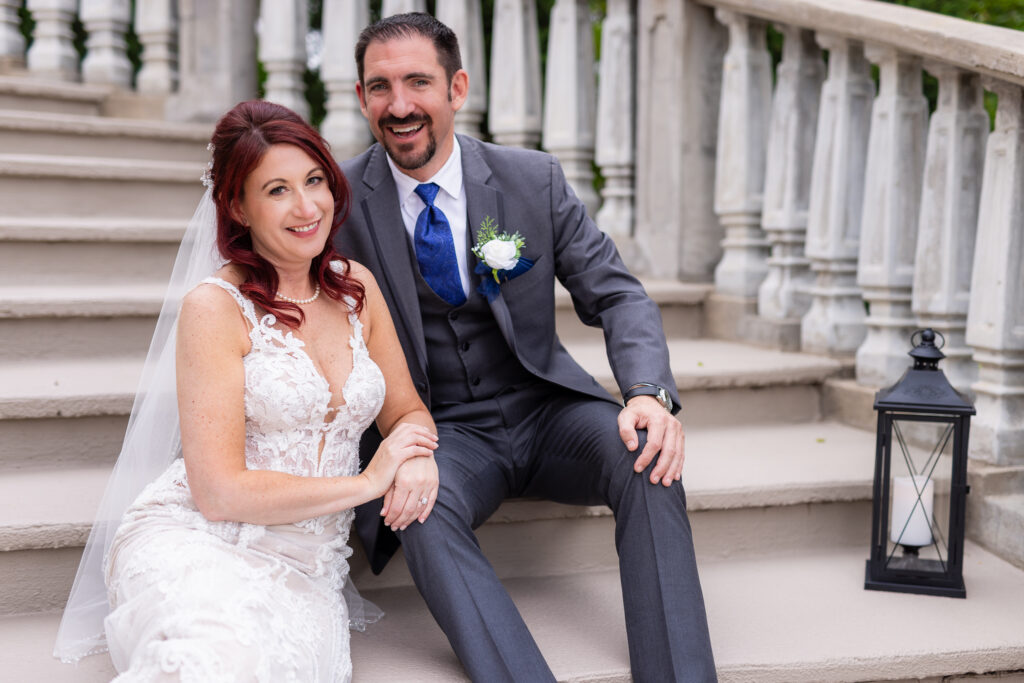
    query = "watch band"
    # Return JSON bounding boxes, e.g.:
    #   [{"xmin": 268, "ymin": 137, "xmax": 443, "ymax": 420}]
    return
[{"xmin": 623, "ymin": 383, "xmax": 673, "ymax": 412}]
